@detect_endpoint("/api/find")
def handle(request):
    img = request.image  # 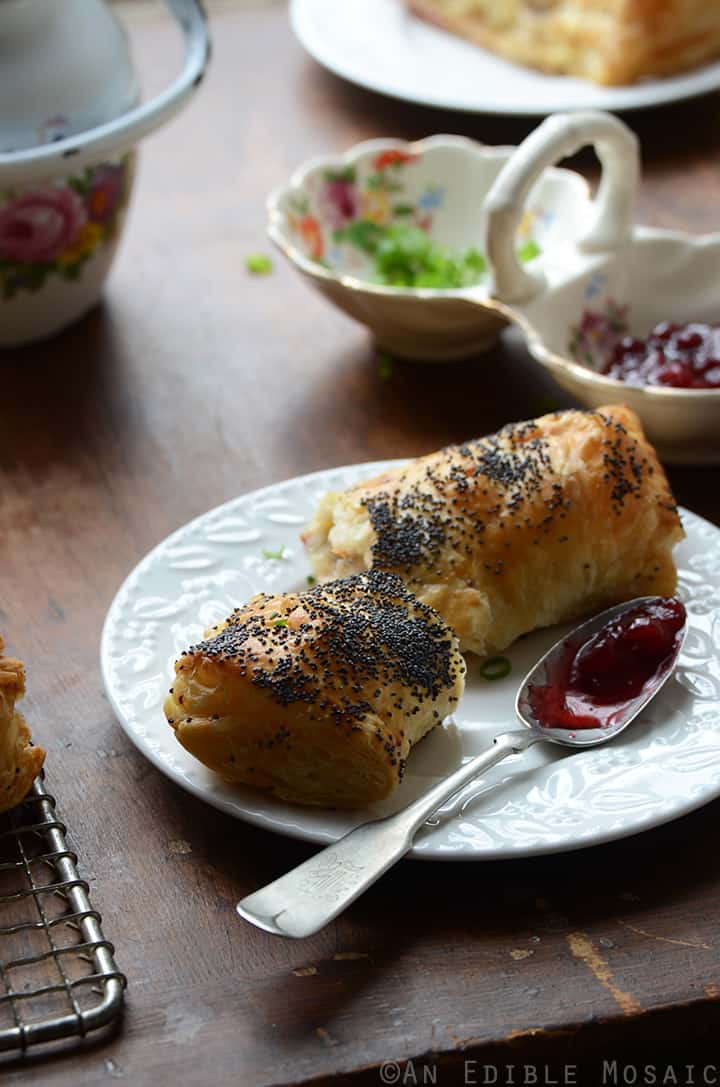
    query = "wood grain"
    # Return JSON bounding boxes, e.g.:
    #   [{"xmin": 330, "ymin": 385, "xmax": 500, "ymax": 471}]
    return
[{"xmin": 2, "ymin": 3, "xmax": 720, "ymax": 1083}]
